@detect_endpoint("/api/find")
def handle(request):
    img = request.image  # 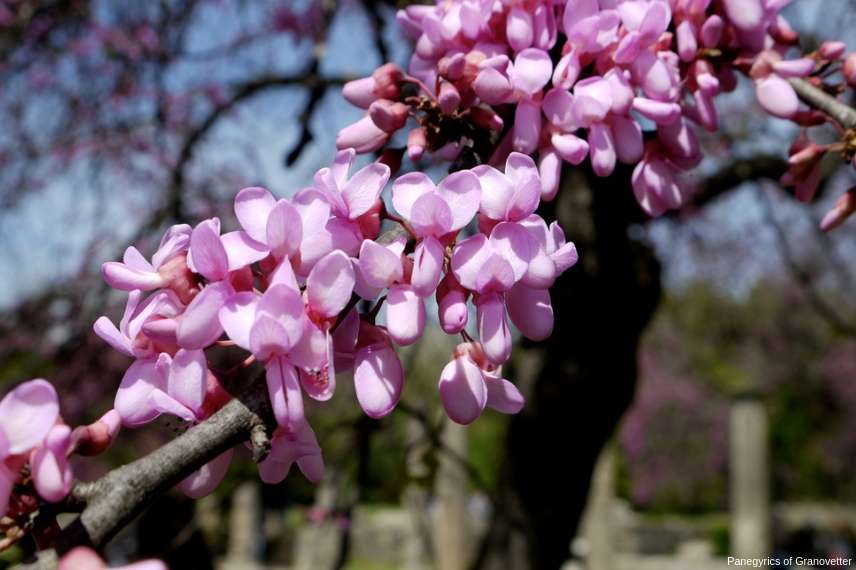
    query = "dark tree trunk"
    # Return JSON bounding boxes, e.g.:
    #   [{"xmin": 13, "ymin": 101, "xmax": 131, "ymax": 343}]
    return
[{"xmin": 476, "ymin": 166, "xmax": 662, "ymax": 570}]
